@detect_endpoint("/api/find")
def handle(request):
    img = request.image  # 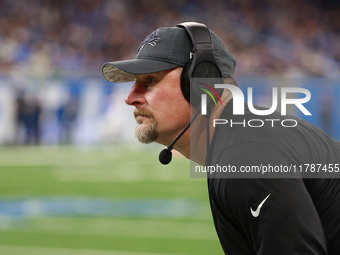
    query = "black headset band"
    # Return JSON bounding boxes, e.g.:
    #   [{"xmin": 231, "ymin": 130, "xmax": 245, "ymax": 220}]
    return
[
  {"xmin": 177, "ymin": 22, "xmax": 212, "ymax": 47},
  {"xmin": 176, "ymin": 22, "xmax": 221, "ymax": 76}
]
